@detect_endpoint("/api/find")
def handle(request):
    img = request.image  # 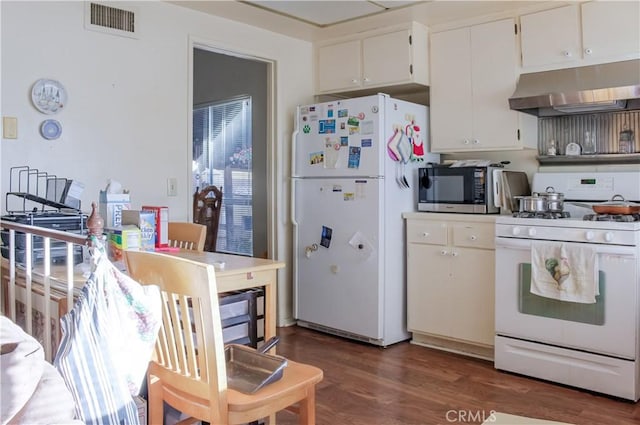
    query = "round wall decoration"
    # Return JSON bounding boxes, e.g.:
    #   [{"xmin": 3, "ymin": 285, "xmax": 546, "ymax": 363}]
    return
[
  {"xmin": 40, "ymin": 119, "xmax": 62, "ymax": 140},
  {"xmin": 31, "ymin": 79, "xmax": 67, "ymax": 114}
]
